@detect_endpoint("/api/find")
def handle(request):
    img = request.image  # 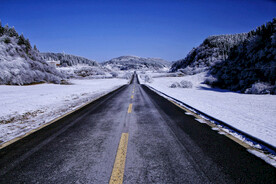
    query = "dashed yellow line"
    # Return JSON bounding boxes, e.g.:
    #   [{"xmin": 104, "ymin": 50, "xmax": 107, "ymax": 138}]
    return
[
  {"xmin": 109, "ymin": 133, "xmax": 129, "ymax": 184},
  {"xmin": 127, "ymin": 104, "xmax": 132, "ymax": 113},
  {"xmin": 131, "ymin": 95, "xmax": 134, "ymax": 99}
]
